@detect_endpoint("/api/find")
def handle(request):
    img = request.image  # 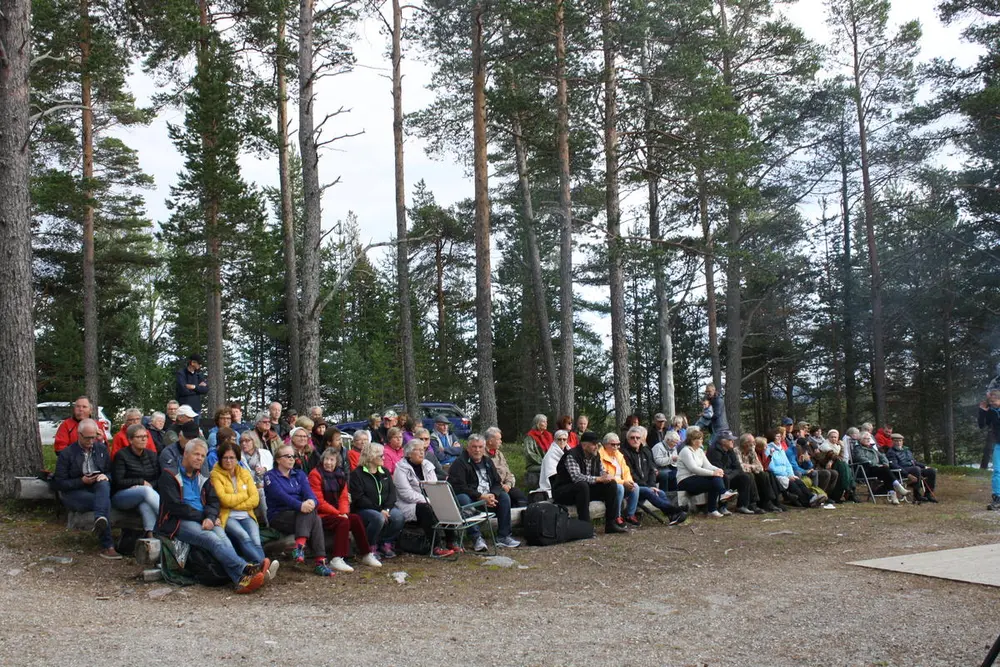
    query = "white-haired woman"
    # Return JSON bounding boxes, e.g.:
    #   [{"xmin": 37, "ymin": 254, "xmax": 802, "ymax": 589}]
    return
[
  {"xmin": 393, "ymin": 438, "xmax": 457, "ymax": 557},
  {"xmin": 537, "ymin": 429, "xmax": 571, "ymax": 495},
  {"xmin": 348, "ymin": 430, "xmax": 370, "ymax": 471},
  {"xmin": 524, "ymin": 414, "xmax": 553, "ymax": 468},
  {"xmin": 349, "ymin": 443, "xmax": 405, "ymax": 560},
  {"xmin": 308, "ymin": 448, "xmax": 381, "ymax": 571},
  {"xmin": 651, "ymin": 430, "xmax": 681, "ymax": 493},
  {"xmin": 111, "ymin": 408, "xmax": 146, "ymax": 459}
]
